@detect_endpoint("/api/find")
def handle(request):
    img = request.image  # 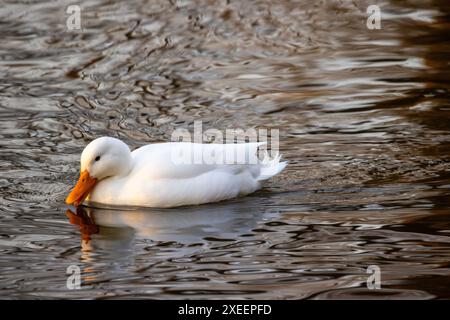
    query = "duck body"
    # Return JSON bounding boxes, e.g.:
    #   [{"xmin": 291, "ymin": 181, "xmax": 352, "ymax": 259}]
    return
[{"xmin": 66, "ymin": 137, "xmax": 287, "ymax": 208}]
